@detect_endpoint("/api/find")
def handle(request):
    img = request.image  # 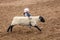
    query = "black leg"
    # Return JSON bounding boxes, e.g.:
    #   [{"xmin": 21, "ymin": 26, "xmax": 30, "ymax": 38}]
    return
[
  {"xmin": 29, "ymin": 21, "xmax": 32, "ymax": 26},
  {"xmin": 34, "ymin": 26, "xmax": 41, "ymax": 31},
  {"xmin": 7, "ymin": 25, "xmax": 11, "ymax": 32},
  {"xmin": 10, "ymin": 25, "xmax": 14, "ymax": 32},
  {"xmin": 7, "ymin": 25, "xmax": 14, "ymax": 32},
  {"xmin": 29, "ymin": 22, "xmax": 32, "ymax": 28}
]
